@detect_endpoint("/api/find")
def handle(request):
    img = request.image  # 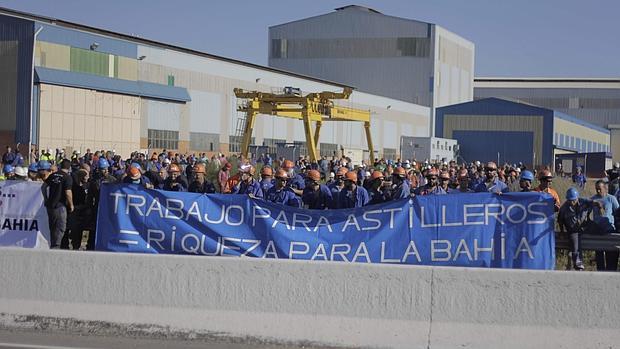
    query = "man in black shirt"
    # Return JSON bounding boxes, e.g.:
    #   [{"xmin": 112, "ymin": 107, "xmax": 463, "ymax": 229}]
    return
[
  {"xmin": 44, "ymin": 159, "xmax": 74, "ymax": 249},
  {"xmin": 65, "ymin": 169, "xmax": 90, "ymax": 250}
]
